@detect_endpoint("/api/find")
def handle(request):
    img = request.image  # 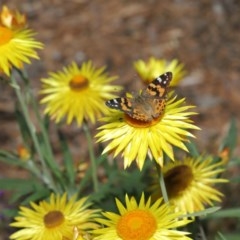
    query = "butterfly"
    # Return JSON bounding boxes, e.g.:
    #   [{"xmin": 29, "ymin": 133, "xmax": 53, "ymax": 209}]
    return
[{"xmin": 105, "ymin": 72, "xmax": 172, "ymax": 122}]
